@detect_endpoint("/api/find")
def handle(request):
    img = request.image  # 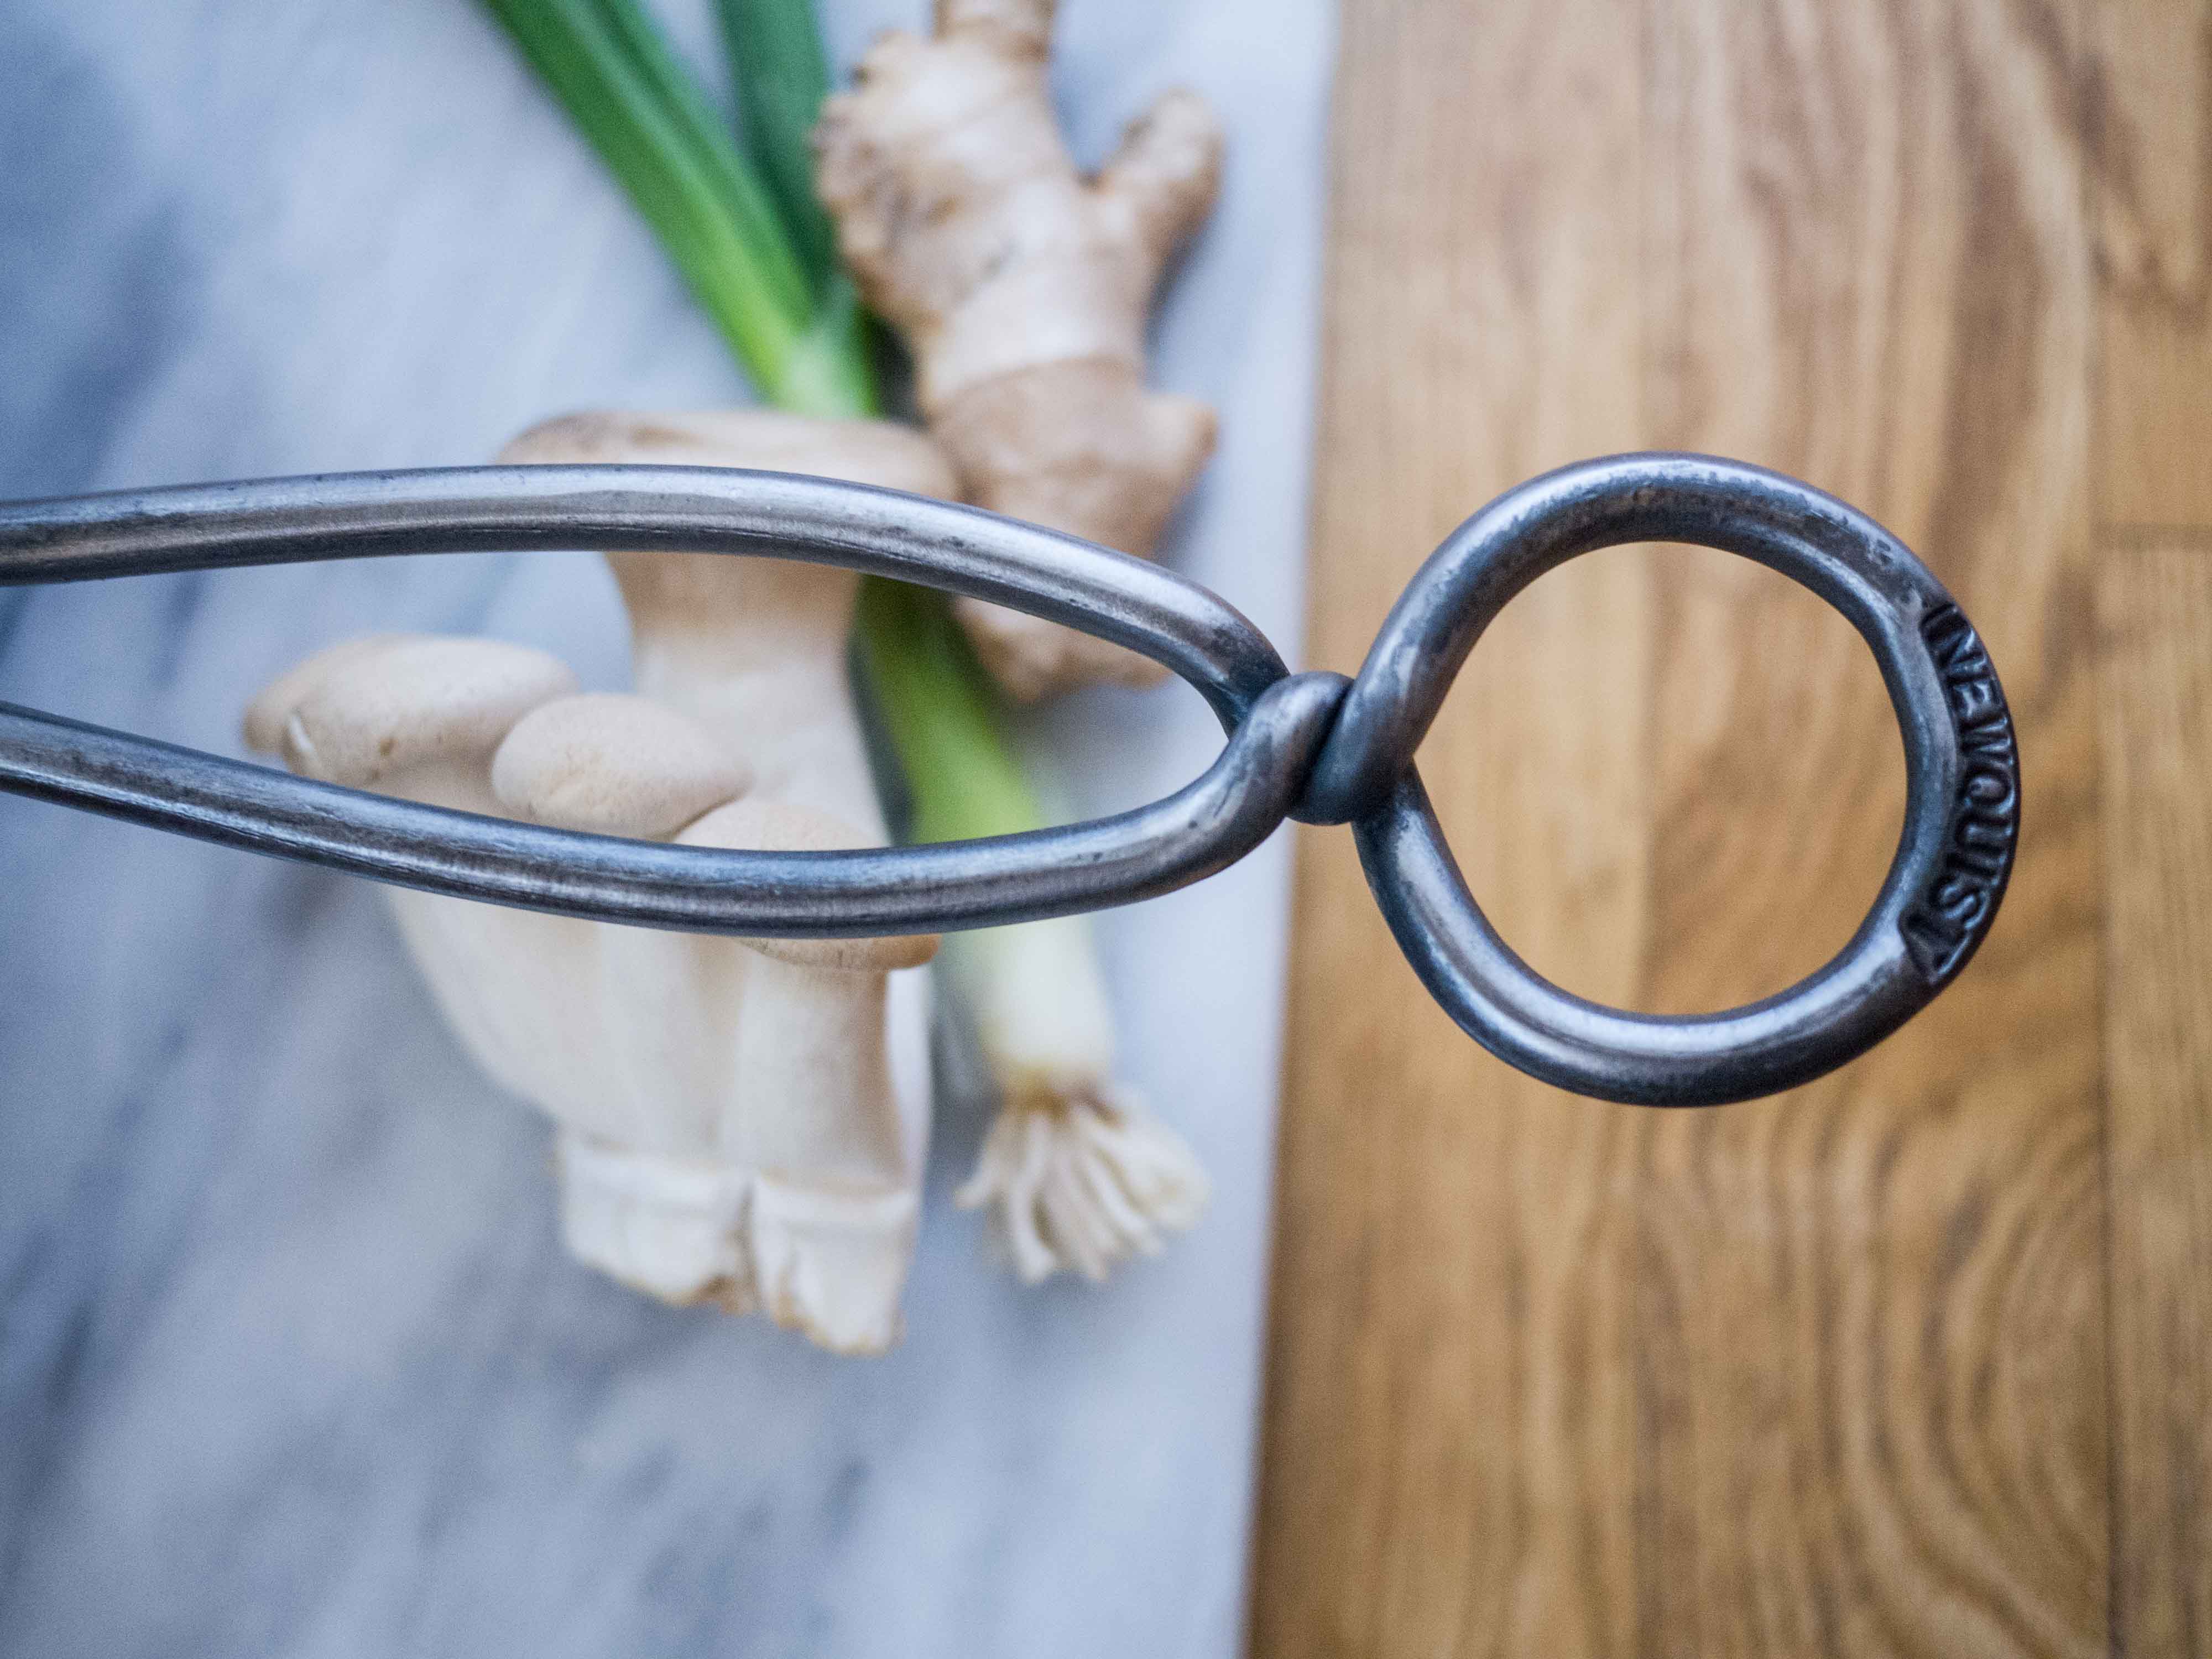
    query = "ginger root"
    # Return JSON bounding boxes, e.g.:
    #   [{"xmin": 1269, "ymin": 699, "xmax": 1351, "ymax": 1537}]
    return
[{"xmin": 815, "ymin": 0, "xmax": 1223, "ymax": 700}]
